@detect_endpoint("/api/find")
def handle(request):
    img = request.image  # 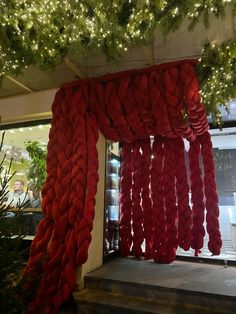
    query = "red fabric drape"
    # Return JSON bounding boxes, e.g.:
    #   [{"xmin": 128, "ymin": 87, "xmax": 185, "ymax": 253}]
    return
[{"xmin": 24, "ymin": 60, "xmax": 222, "ymax": 314}]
